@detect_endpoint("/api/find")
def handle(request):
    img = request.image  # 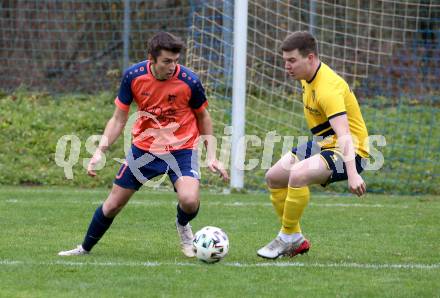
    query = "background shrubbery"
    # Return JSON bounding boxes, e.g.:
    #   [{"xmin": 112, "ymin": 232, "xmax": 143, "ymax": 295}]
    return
[
  {"xmin": 1, "ymin": 89, "xmax": 439, "ymax": 194},
  {"xmin": 0, "ymin": 89, "xmax": 120, "ymax": 188}
]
